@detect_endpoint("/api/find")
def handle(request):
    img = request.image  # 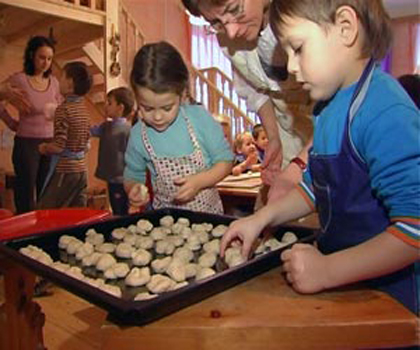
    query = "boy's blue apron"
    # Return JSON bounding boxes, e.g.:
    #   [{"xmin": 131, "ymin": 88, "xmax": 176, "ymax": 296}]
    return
[
  {"xmin": 40, "ymin": 149, "xmax": 85, "ymax": 197},
  {"xmin": 309, "ymin": 59, "xmax": 419, "ymax": 314}
]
